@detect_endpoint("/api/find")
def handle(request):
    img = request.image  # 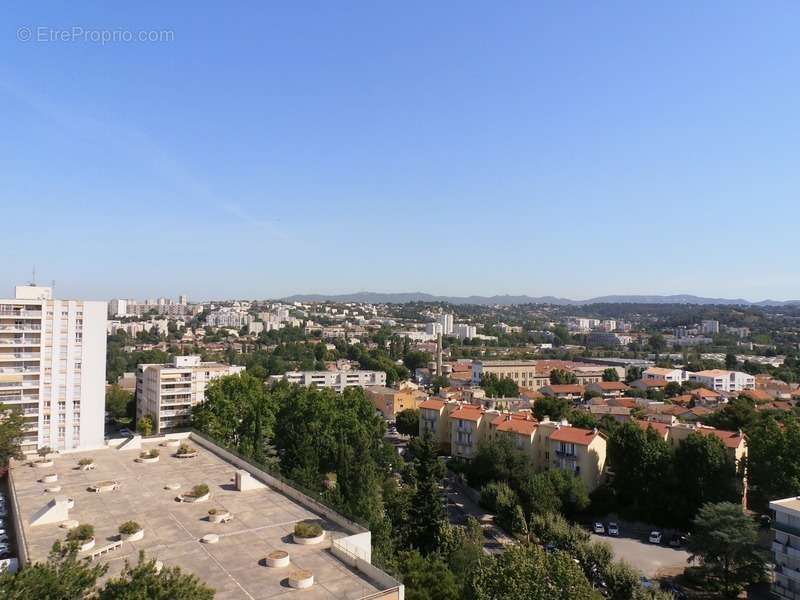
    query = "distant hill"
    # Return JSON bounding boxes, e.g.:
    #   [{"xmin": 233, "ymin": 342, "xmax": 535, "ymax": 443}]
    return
[{"xmin": 282, "ymin": 291, "xmax": 800, "ymax": 307}]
